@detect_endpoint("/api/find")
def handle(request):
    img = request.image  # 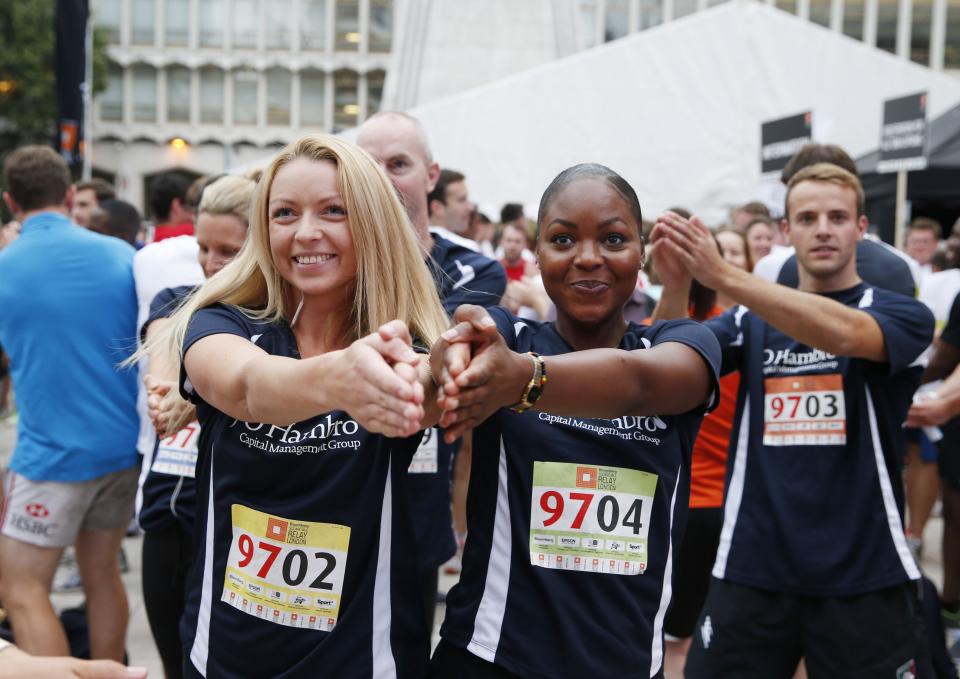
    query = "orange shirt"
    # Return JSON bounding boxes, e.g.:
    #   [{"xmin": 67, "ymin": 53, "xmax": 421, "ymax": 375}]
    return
[
  {"xmin": 638, "ymin": 304, "xmax": 737, "ymax": 508},
  {"xmin": 690, "ymin": 370, "xmax": 739, "ymax": 508}
]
